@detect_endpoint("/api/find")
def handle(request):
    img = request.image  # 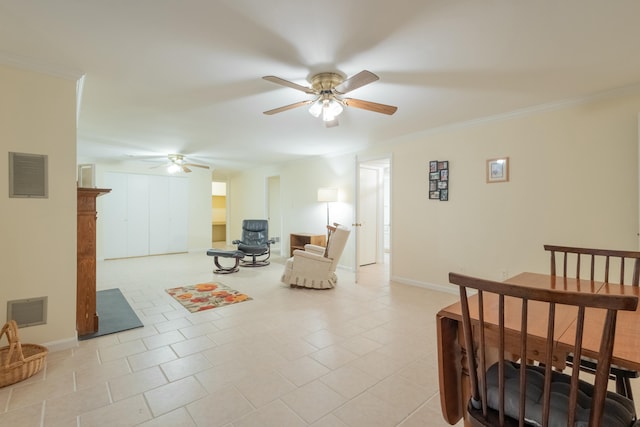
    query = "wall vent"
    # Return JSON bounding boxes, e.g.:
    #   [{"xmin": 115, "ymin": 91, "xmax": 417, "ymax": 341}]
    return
[
  {"xmin": 7, "ymin": 297, "xmax": 47, "ymax": 327},
  {"xmin": 9, "ymin": 152, "xmax": 48, "ymax": 198}
]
